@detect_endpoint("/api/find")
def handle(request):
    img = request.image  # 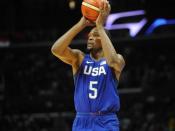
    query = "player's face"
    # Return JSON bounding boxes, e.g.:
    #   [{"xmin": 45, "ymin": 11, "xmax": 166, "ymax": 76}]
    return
[{"xmin": 87, "ymin": 28, "xmax": 102, "ymax": 51}]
